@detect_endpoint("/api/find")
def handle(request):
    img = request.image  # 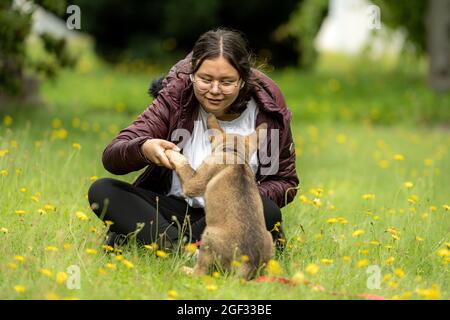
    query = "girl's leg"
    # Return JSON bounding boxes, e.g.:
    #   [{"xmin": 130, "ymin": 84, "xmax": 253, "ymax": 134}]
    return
[{"xmin": 88, "ymin": 178, "xmax": 200, "ymax": 246}]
